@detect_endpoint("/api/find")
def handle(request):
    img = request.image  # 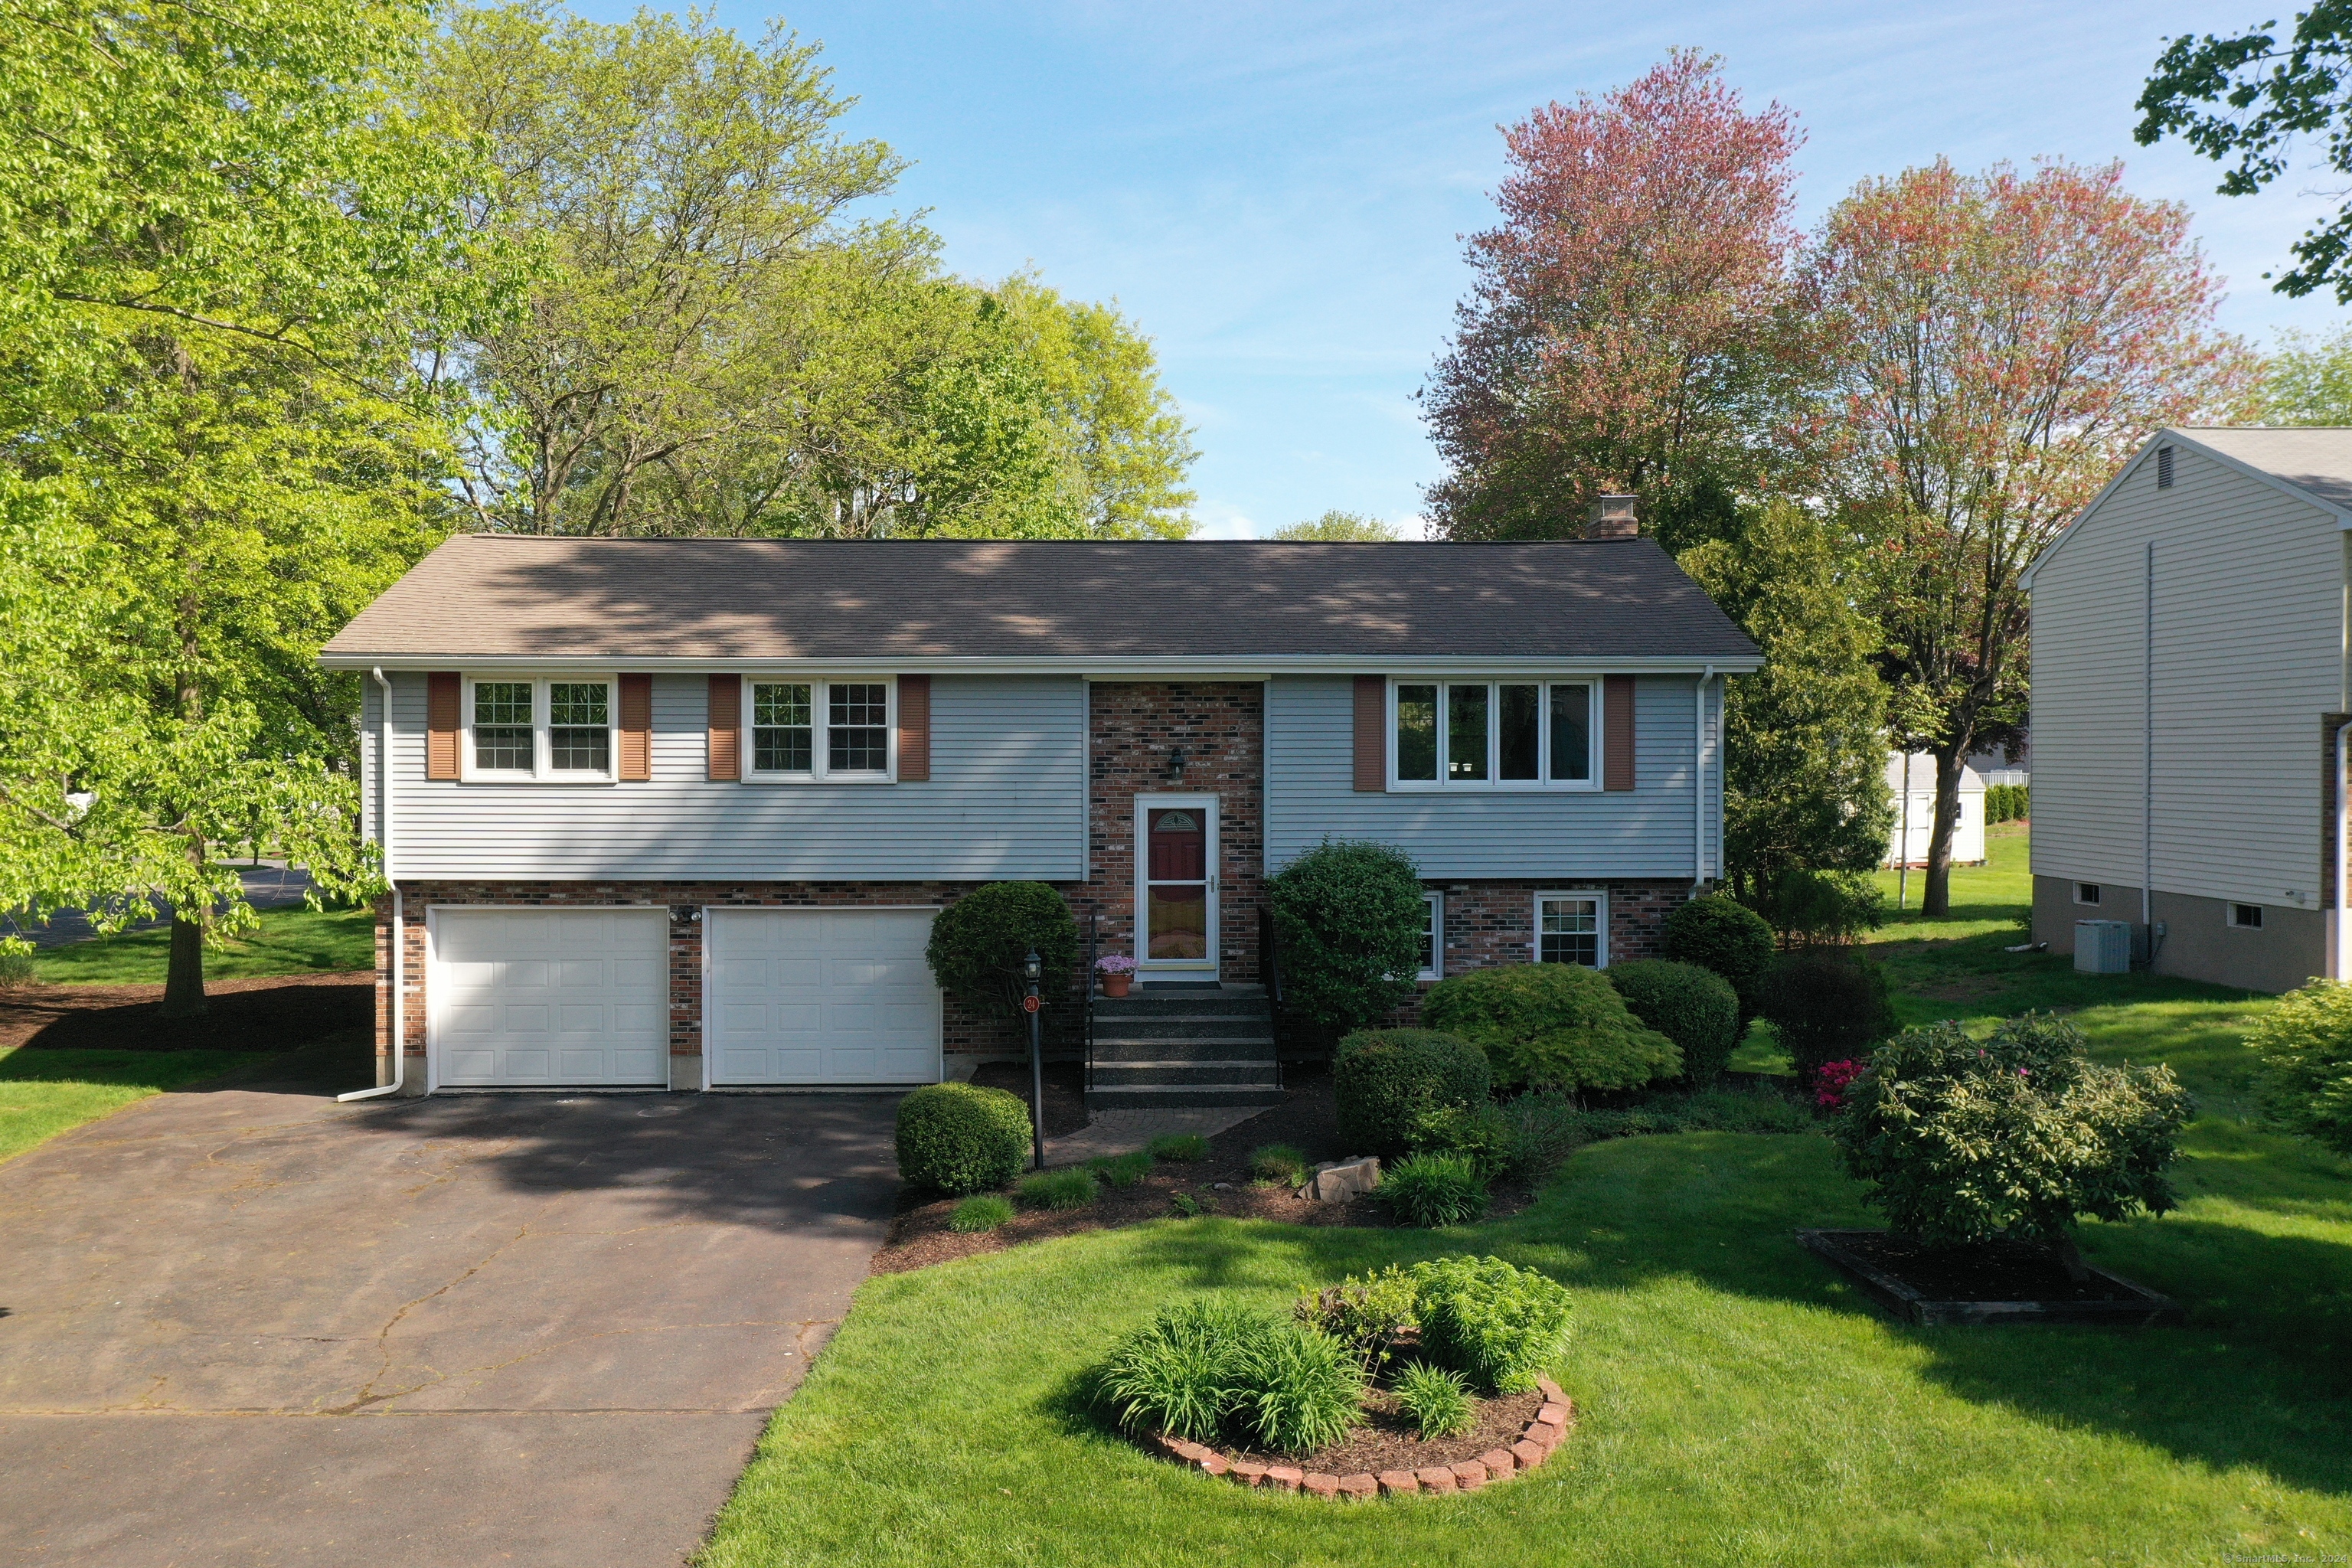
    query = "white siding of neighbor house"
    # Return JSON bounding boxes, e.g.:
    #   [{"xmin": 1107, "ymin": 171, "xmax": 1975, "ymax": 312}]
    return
[
  {"xmin": 2030, "ymin": 439, "xmax": 2344, "ymax": 914},
  {"xmin": 1263, "ymin": 675, "xmax": 1719, "ymax": 880},
  {"xmin": 368, "ymin": 671, "xmax": 1084, "ymax": 880}
]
